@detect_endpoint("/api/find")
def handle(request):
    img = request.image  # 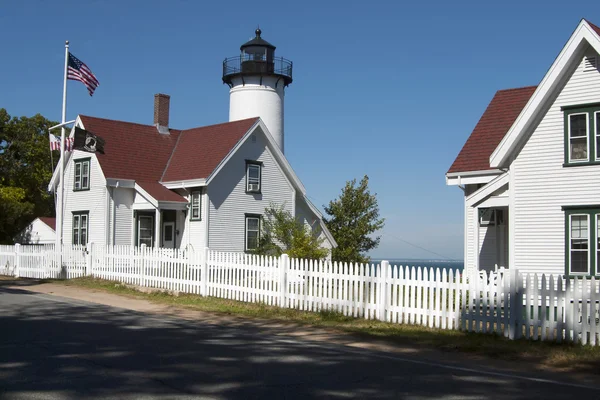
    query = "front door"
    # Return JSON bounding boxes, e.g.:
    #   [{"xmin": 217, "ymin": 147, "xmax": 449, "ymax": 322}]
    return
[{"xmin": 162, "ymin": 222, "xmax": 175, "ymax": 248}]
